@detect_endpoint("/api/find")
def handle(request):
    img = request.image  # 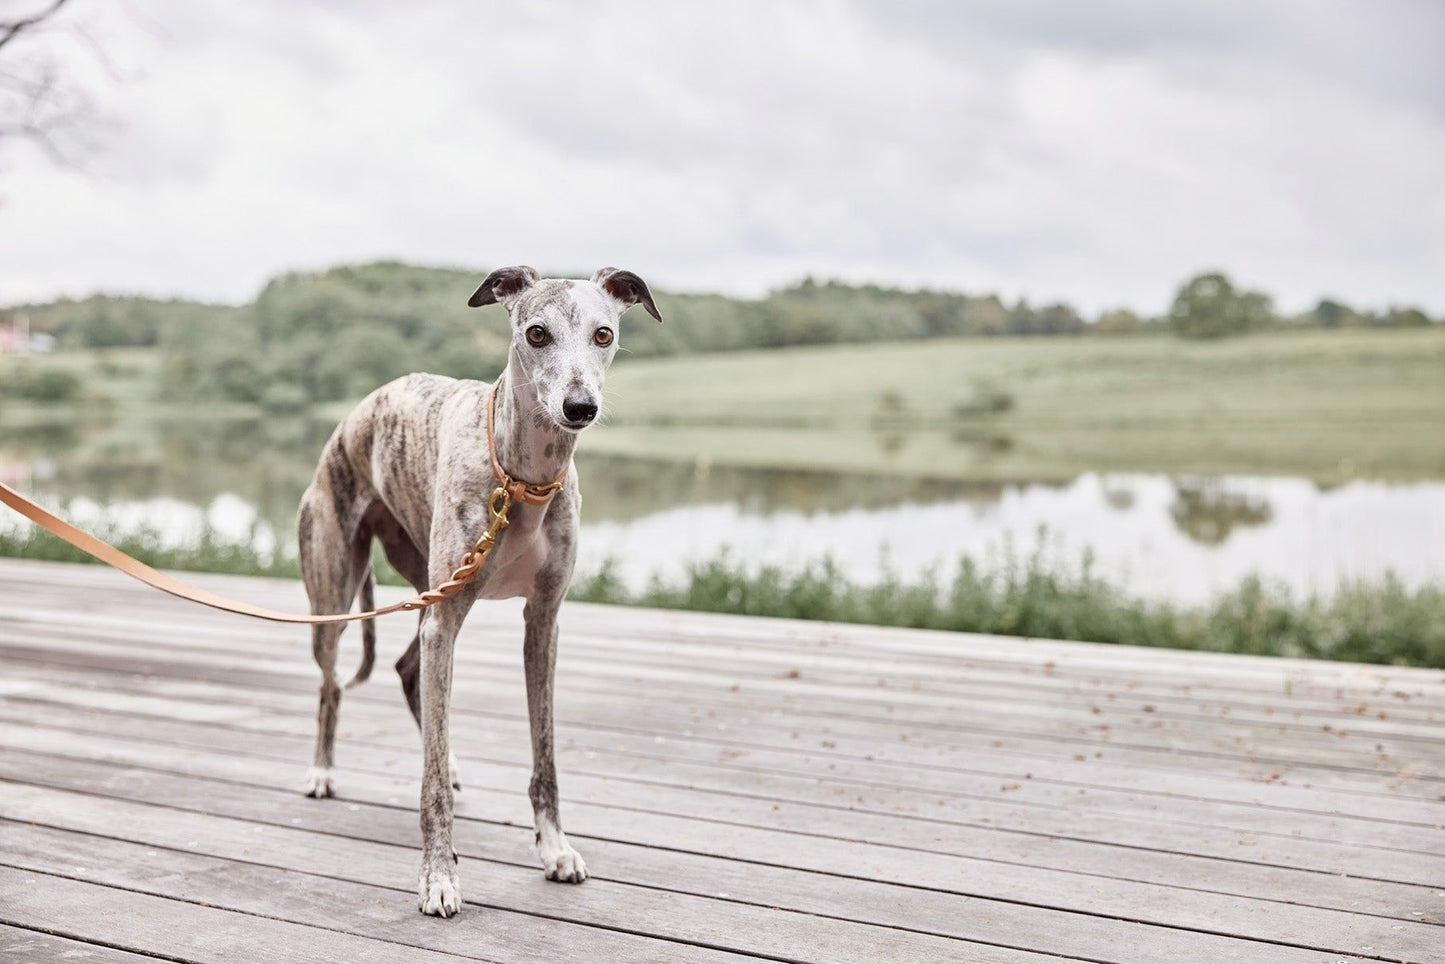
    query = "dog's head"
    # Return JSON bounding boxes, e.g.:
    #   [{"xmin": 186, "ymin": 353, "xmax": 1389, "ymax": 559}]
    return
[{"xmin": 468, "ymin": 266, "xmax": 661, "ymax": 433}]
